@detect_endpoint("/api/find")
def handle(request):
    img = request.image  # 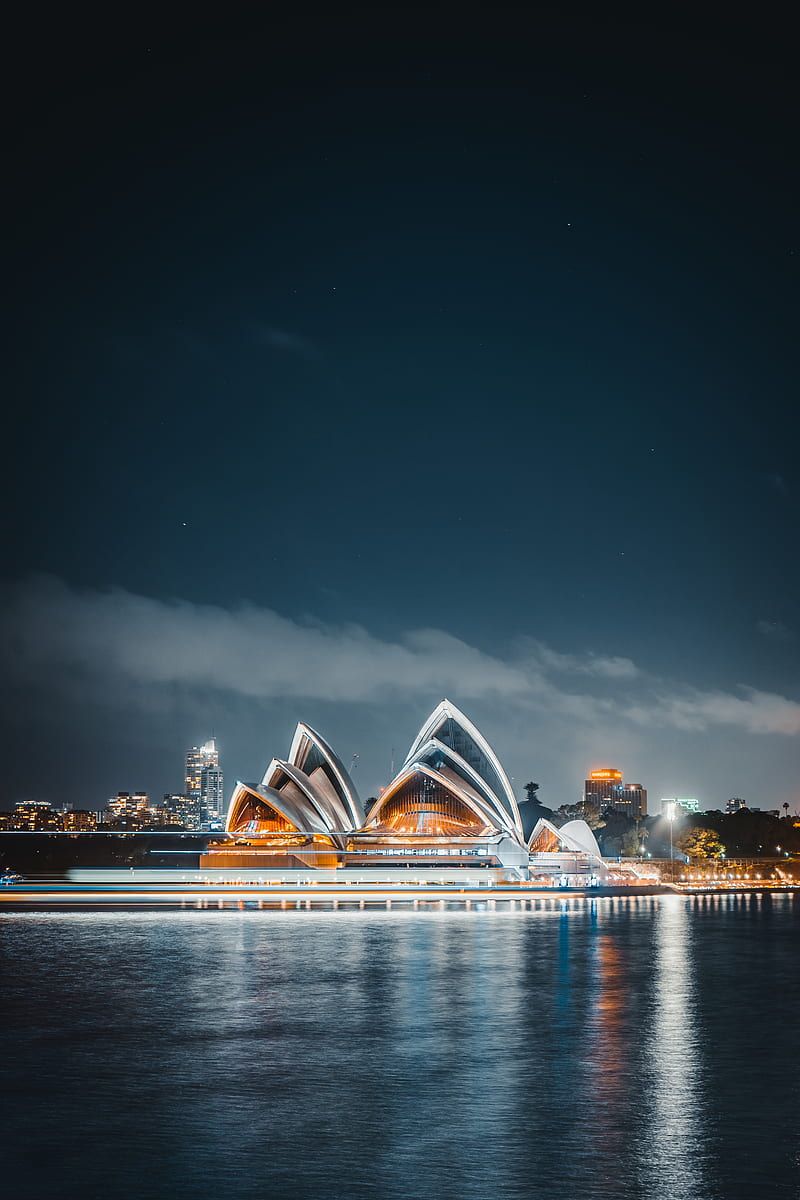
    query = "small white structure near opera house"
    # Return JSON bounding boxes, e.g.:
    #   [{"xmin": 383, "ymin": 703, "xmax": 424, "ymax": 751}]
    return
[{"xmin": 527, "ymin": 817, "xmax": 609, "ymax": 886}]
